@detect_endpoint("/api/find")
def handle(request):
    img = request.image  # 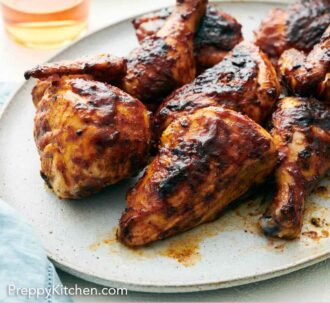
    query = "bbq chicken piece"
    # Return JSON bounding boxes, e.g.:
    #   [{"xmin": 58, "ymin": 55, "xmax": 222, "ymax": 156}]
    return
[
  {"xmin": 133, "ymin": 5, "xmax": 243, "ymax": 71},
  {"xmin": 154, "ymin": 41, "xmax": 281, "ymax": 137},
  {"xmin": 24, "ymin": 53, "xmax": 127, "ymax": 84},
  {"xmin": 260, "ymin": 97, "xmax": 330, "ymax": 239},
  {"xmin": 254, "ymin": 0, "xmax": 330, "ymax": 63},
  {"xmin": 118, "ymin": 107, "xmax": 277, "ymax": 247},
  {"xmin": 121, "ymin": 0, "xmax": 207, "ymax": 103},
  {"xmin": 26, "ymin": 71, "xmax": 151, "ymax": 199},
  {"xmin": 279, "ymin": 26, "xmax": 330, "ymax": 101}
]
